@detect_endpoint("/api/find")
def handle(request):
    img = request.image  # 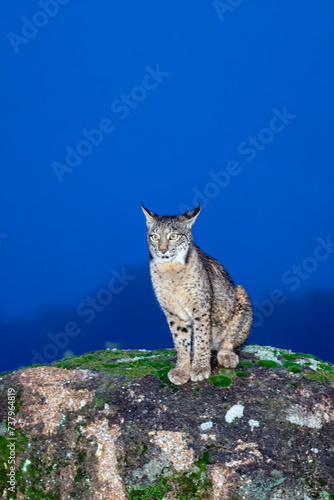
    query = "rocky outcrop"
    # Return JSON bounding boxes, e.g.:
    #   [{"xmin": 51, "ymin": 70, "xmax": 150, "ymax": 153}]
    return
[{"xmin": 0, "ymin": 344, "xmax": 334, "ymax": 499}]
